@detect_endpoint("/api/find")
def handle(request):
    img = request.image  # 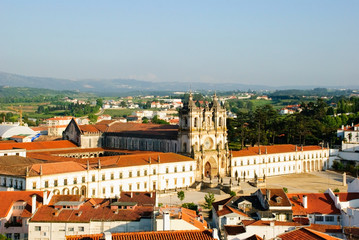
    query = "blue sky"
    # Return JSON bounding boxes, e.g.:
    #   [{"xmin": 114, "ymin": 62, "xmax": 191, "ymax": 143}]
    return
[{"xmin": 1, "ymin": 1, "xmax": 358, "ymax": 86}]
